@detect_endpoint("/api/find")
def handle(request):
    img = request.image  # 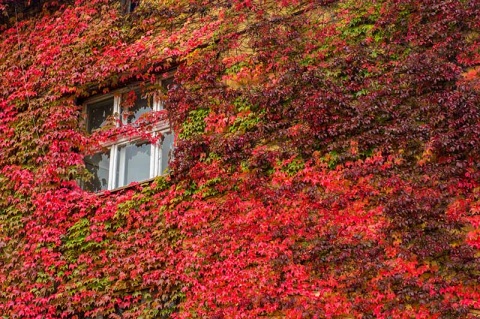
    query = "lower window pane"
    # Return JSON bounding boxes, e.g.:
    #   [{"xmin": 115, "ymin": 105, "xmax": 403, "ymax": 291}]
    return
[
  {"xmin": 116, "ymin": 142, "xmax": 151, "ymax": 188},
  {"xmin": 84, "ymin": 151, "xmax": 110, "ymax": 192}
]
